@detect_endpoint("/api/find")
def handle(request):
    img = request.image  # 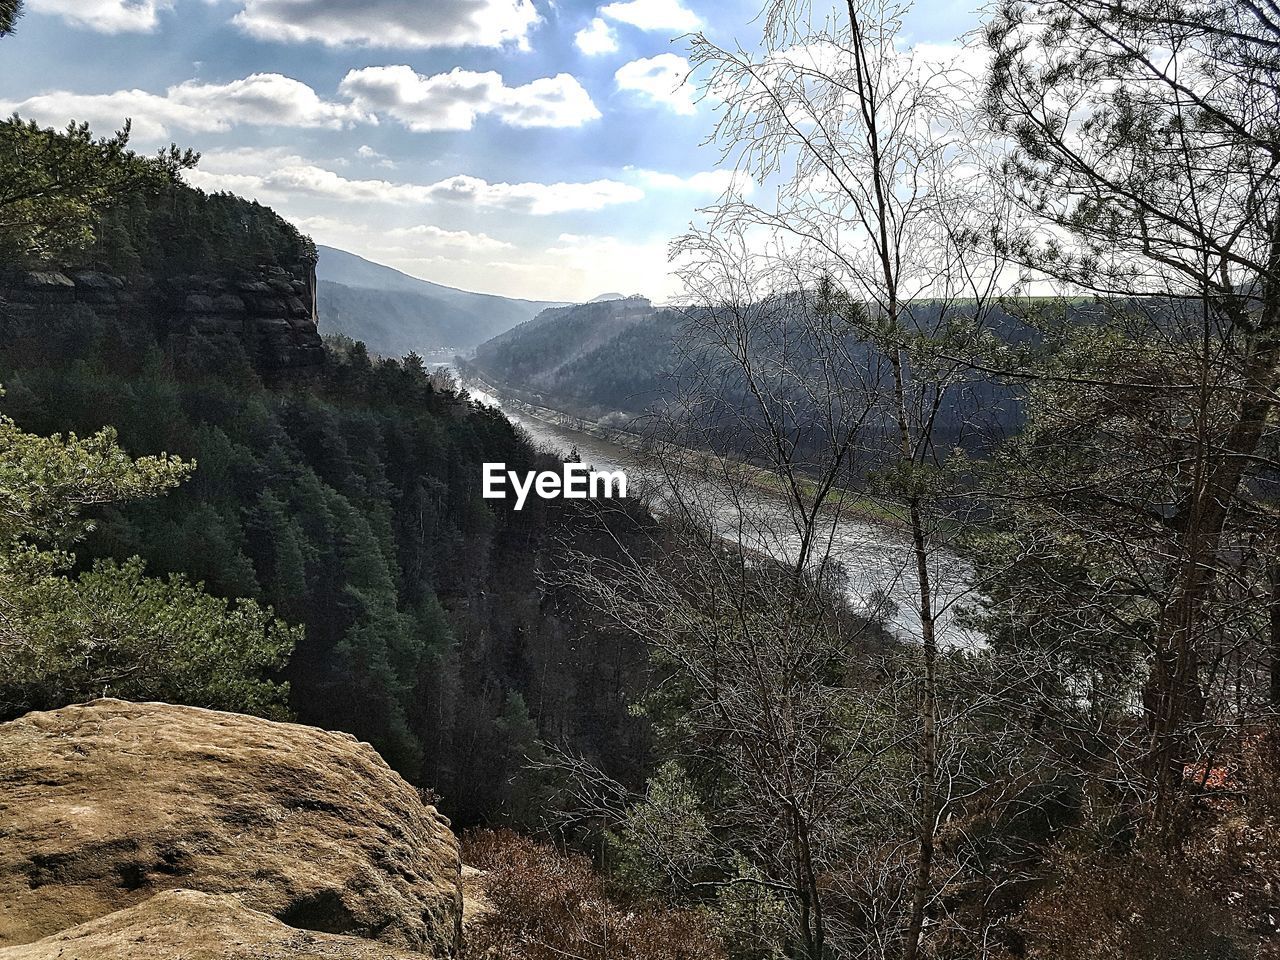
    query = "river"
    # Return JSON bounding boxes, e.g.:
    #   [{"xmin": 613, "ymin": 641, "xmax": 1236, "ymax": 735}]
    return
[{"xmin": 456, "ymin": 371, "xmax": 981, "ymax": 649}]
